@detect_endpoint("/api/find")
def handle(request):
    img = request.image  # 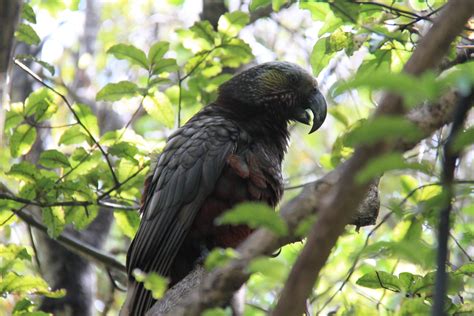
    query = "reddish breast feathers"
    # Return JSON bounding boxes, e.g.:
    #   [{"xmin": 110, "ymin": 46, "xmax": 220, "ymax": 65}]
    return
[{"xmin": 191, "ymin": 151, "xmax": 281, "ymax": 248}]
